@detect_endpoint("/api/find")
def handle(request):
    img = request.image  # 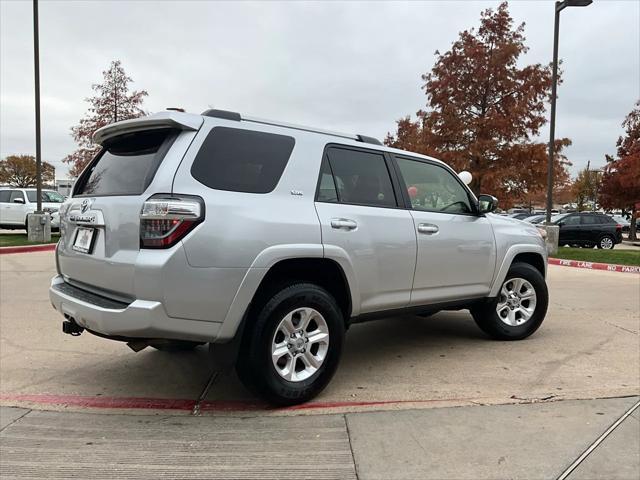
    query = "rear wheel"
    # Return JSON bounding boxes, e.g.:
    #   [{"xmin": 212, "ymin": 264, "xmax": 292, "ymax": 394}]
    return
[
  {"xmin": 236, "ymin": 283, "xmax": 344, "ymax": 406},
  {"xmin": 597, "ymin": 235, "xmax": 615, "ymax": 249},
  {"xmin": 472, "ymin": 263, "xmax": 548, "ymax": 340}
]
